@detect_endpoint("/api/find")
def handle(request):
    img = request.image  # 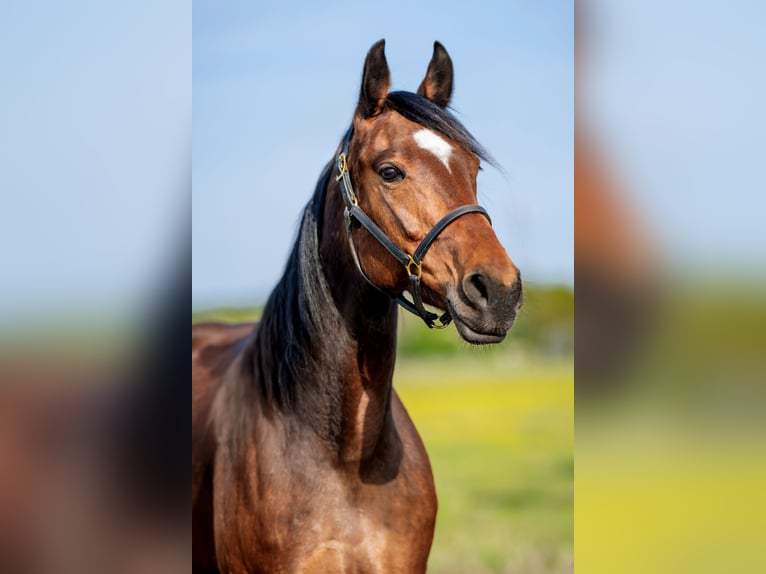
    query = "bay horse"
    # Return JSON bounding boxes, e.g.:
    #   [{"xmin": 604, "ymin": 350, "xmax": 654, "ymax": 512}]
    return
[{"xmin": 192, "ymin": 39, "xmax": 523, "ymax": 573}]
